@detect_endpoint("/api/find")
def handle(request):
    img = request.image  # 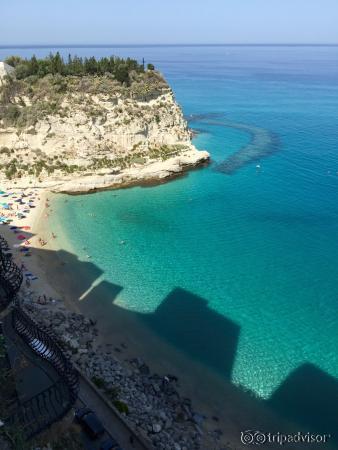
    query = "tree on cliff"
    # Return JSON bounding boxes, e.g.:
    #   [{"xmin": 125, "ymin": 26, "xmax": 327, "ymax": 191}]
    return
[{"xmin": 4, "ymin": 53, "xmax": 151, "ymax": 85}]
